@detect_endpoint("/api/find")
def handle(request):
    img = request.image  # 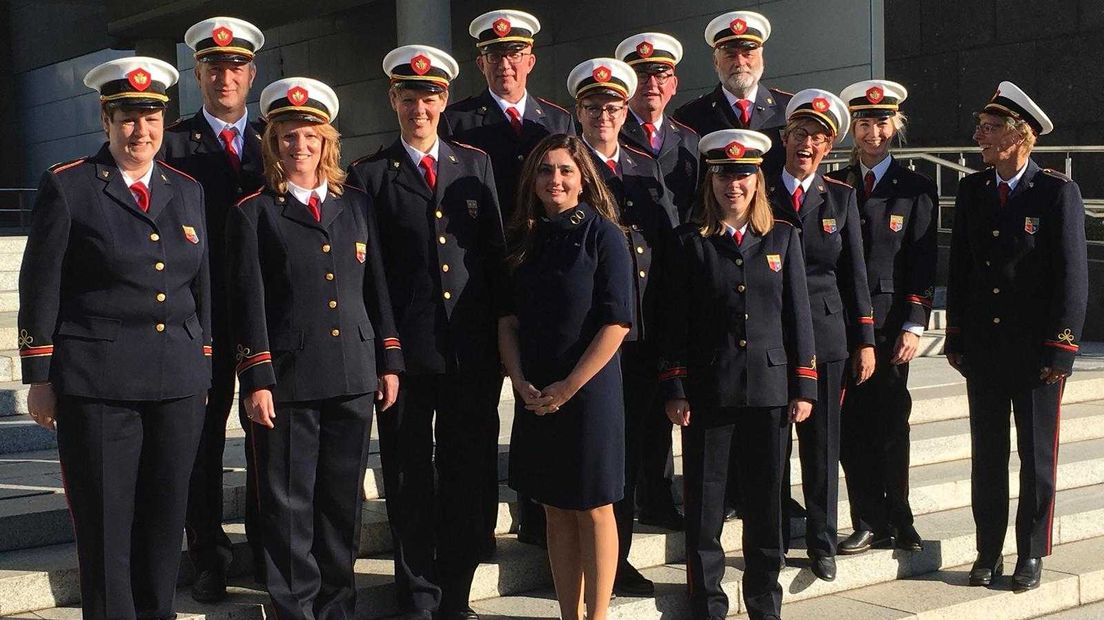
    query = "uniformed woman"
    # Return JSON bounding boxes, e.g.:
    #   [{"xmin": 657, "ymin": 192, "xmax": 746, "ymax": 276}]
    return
[
  {"xmin": 227, "ymin": 77, "xmax": 403, "ymax": 619},
  {"xmin": 661, "ymin": 129, "xmax": 816, "ymax": 620},
  {"xmin": 567, "ymin": 57, "xmax": 678, "ymax": 597},
  {"xmin": 19, "ymin": 58, "xmax": 211, "ymax": 619},
  {"xmin": 828, "ymin": 80, "xmax": 937, "ymax": 555},
  {"xmin": 770, "ymin": 89, "xmax": 876, "ymax": 581},
  {"xmin": 500, "ymin": 133, "xmax": 633, "ymax": 620}
]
